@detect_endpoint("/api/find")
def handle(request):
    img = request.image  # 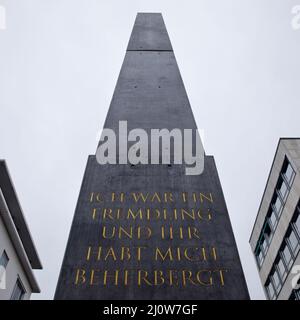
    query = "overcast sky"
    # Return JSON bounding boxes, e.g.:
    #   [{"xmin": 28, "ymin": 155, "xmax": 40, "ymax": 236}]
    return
[{"xmin": 1, "ymin": 0, "xmax": 300, "ymax": 300}]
